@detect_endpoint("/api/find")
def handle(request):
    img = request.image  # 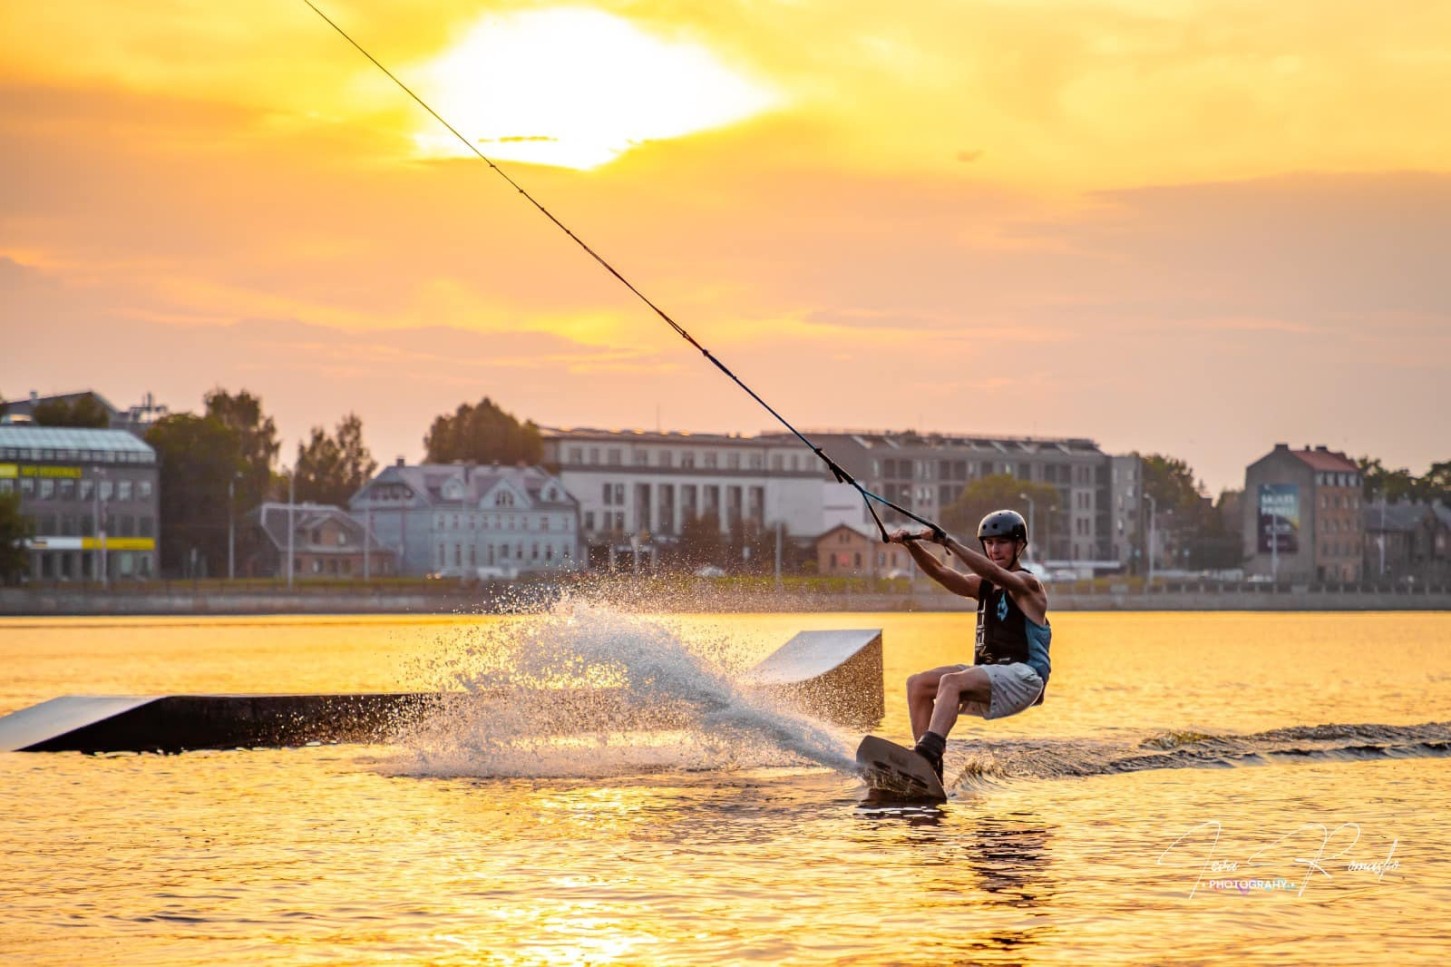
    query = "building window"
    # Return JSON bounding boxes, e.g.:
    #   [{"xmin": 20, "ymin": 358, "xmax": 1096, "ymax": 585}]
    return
[
  {"xmin": 585, "ymin": 511, "xmax": 595, "ymax": 530},
  {"xmin": 607, "ymin": 448, "xmax": 622, "ymax": 465},
  {"xmin": 569, "ymin": 447, "xmax": 583, "ymax": 464},
  {"xmin": 118, "ymin": 480, "xmax": 133, "ymax": 501}
]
